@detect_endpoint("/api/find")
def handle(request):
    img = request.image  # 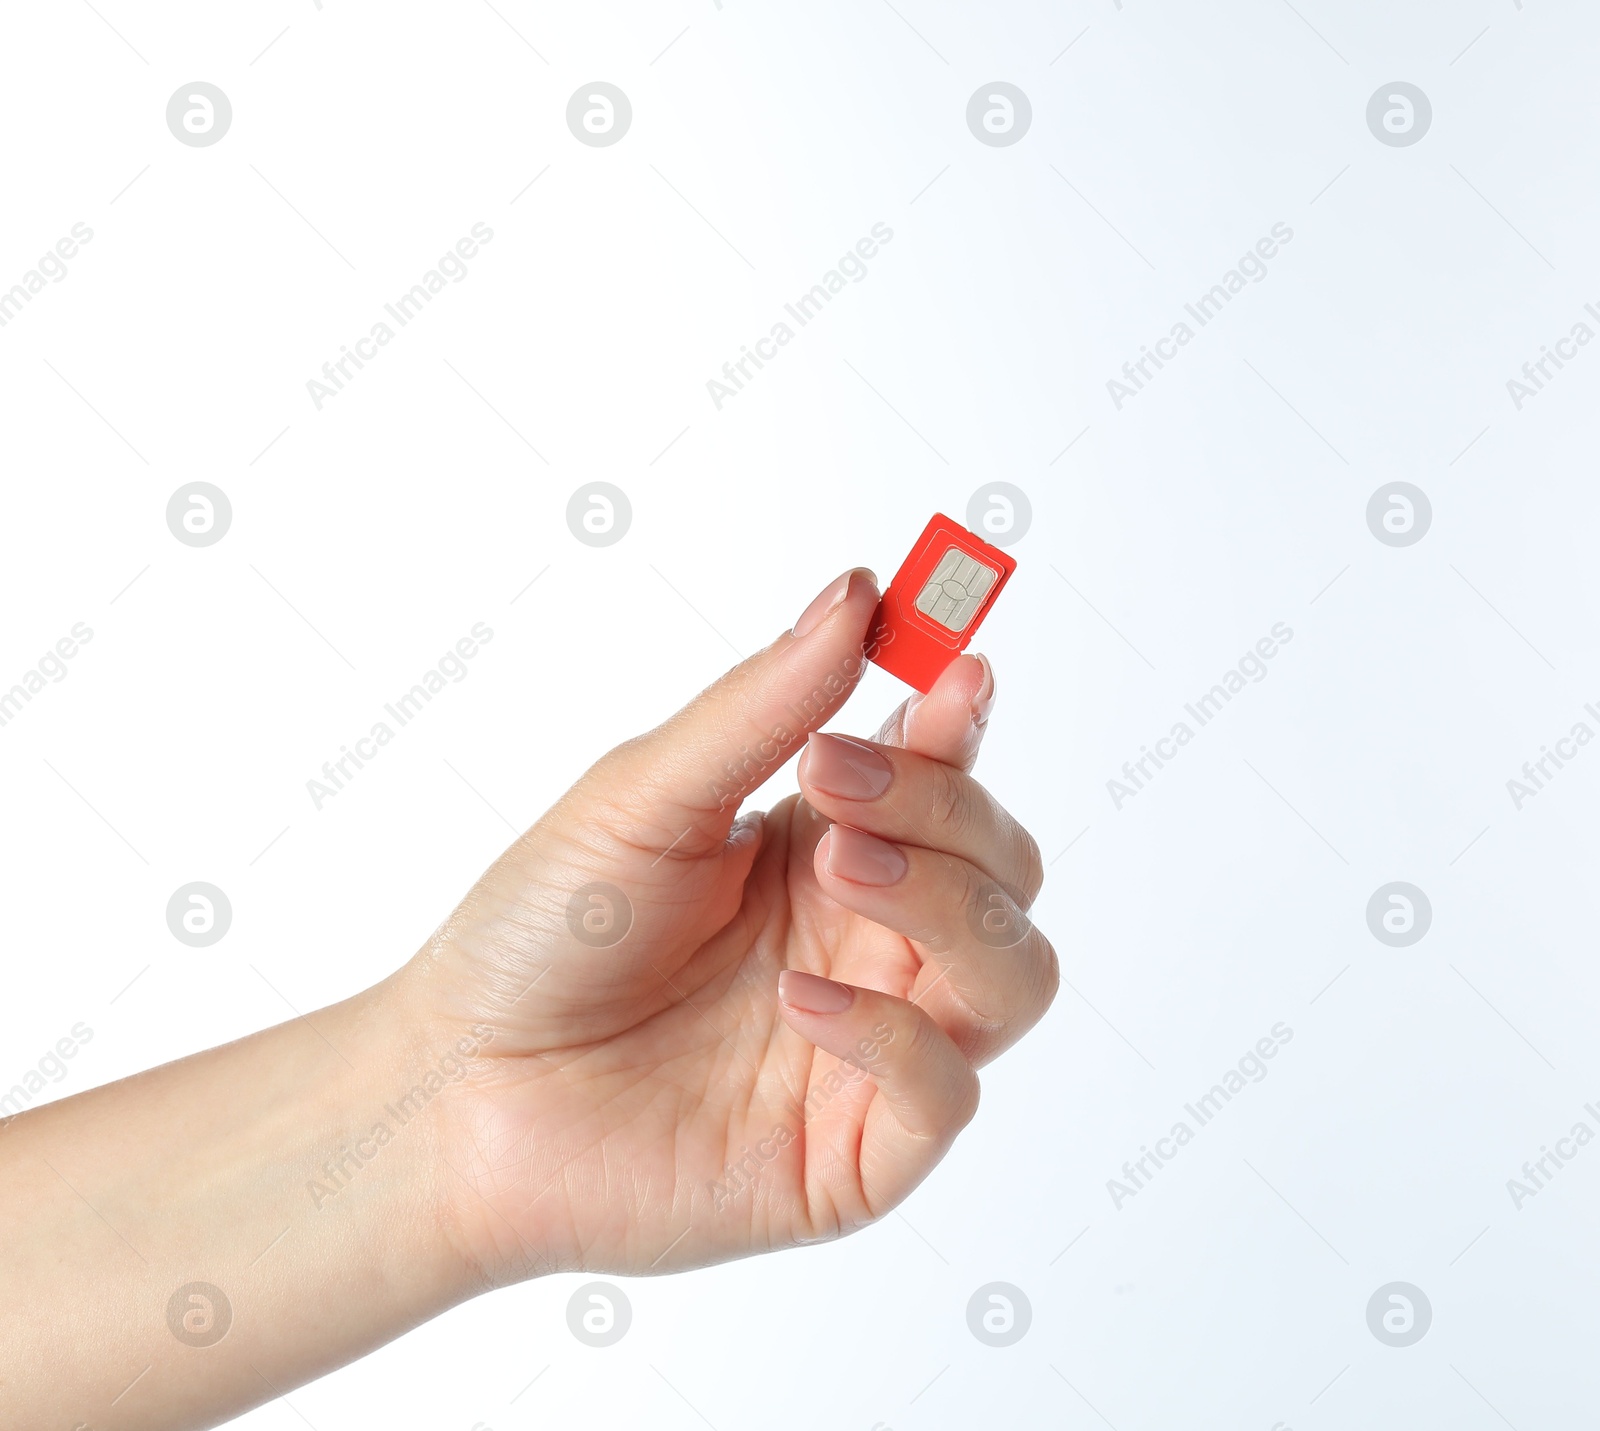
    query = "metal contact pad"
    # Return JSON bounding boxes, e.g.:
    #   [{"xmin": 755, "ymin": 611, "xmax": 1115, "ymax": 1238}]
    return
[{"xmin": 913, "ymin": 546, "xmax": 998, "ymax": 633}]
